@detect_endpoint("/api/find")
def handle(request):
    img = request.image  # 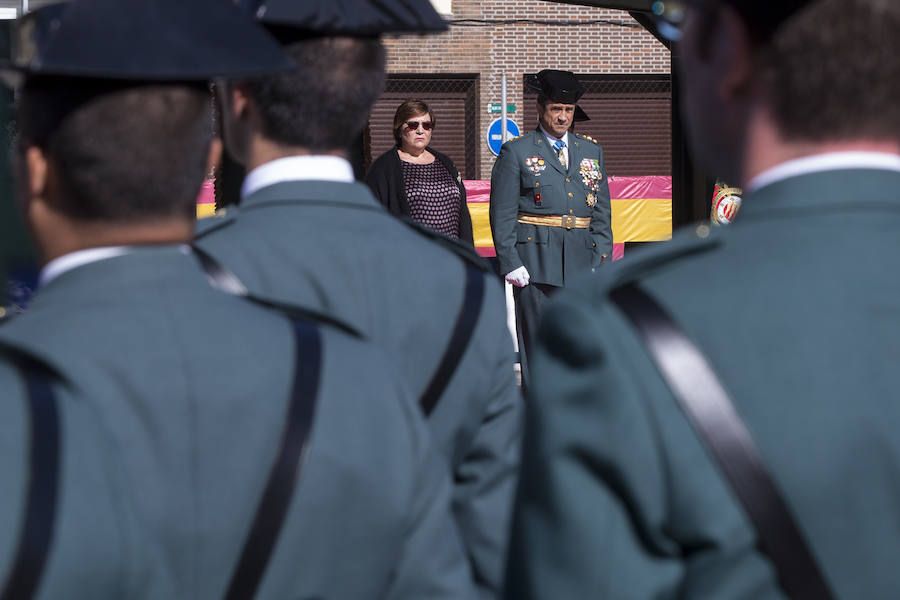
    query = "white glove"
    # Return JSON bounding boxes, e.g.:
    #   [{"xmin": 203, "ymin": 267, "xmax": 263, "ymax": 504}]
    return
[{"xmin": 505, "ymin": 266, "xmax": 530, "ymax": 288}]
